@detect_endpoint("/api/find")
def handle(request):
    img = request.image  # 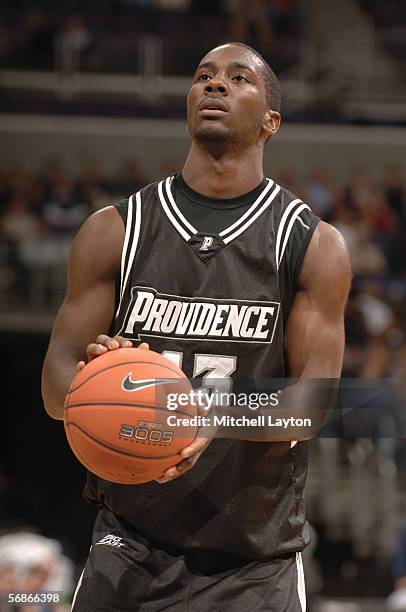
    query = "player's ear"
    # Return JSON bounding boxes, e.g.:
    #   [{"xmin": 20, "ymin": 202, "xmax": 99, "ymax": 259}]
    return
[{"xmin": 263, "ymin": 110, "xmax": 281, "ymax": 140}]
